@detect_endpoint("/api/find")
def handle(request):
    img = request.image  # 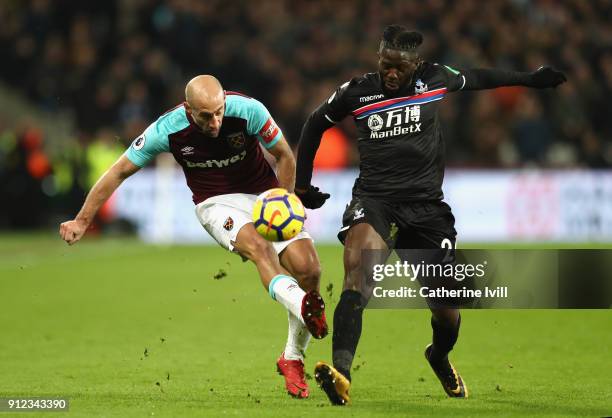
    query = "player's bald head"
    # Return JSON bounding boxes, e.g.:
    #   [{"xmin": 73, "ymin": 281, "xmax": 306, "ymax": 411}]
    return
[
  {"xmin": 185, "ymin": 75, "xmax": 224, "ymax": 109},
  {"xmin": 184, "ymin": 75, "xmax": 225, "ymax": 137}
]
